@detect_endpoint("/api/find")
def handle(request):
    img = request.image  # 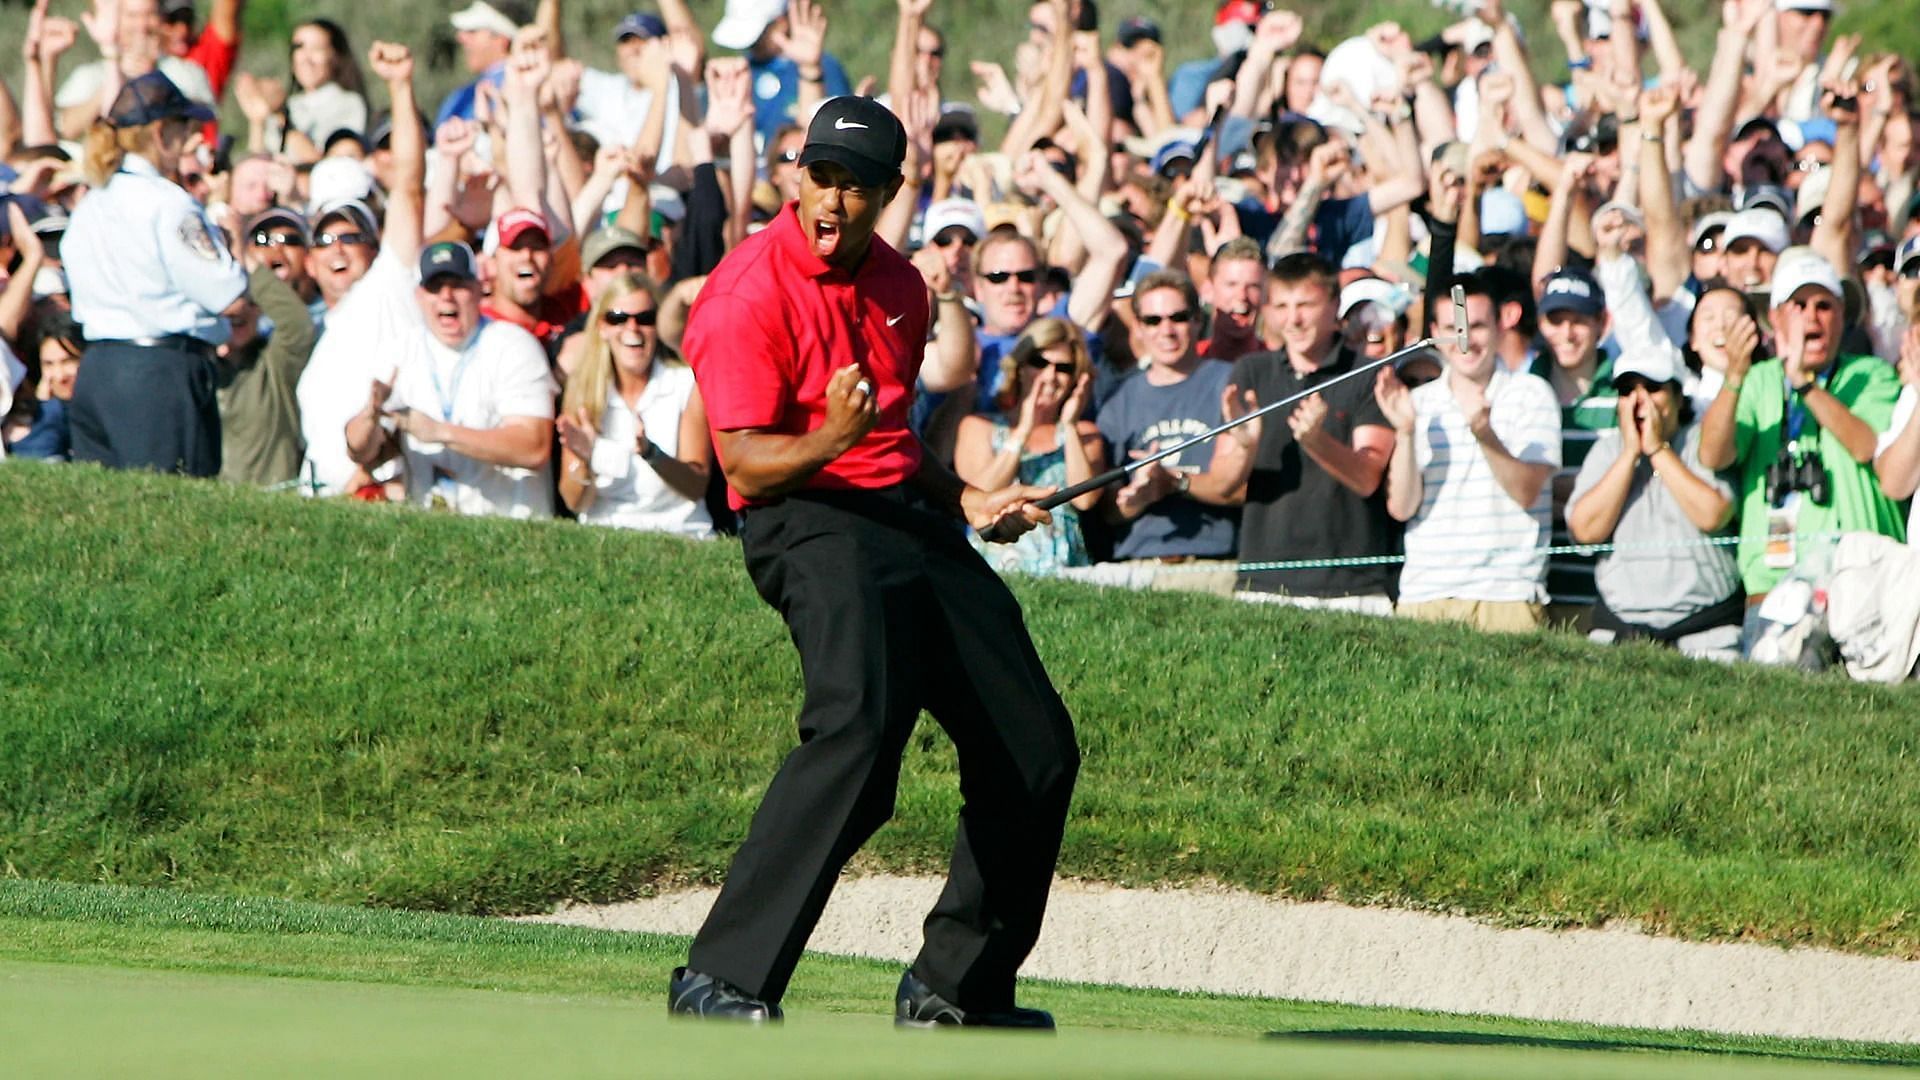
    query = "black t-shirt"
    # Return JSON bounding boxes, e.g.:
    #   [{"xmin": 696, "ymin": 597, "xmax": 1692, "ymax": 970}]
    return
[{"xmin": 1229, "ymin": 346, "xmax": 1402, "ymax": 597}]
